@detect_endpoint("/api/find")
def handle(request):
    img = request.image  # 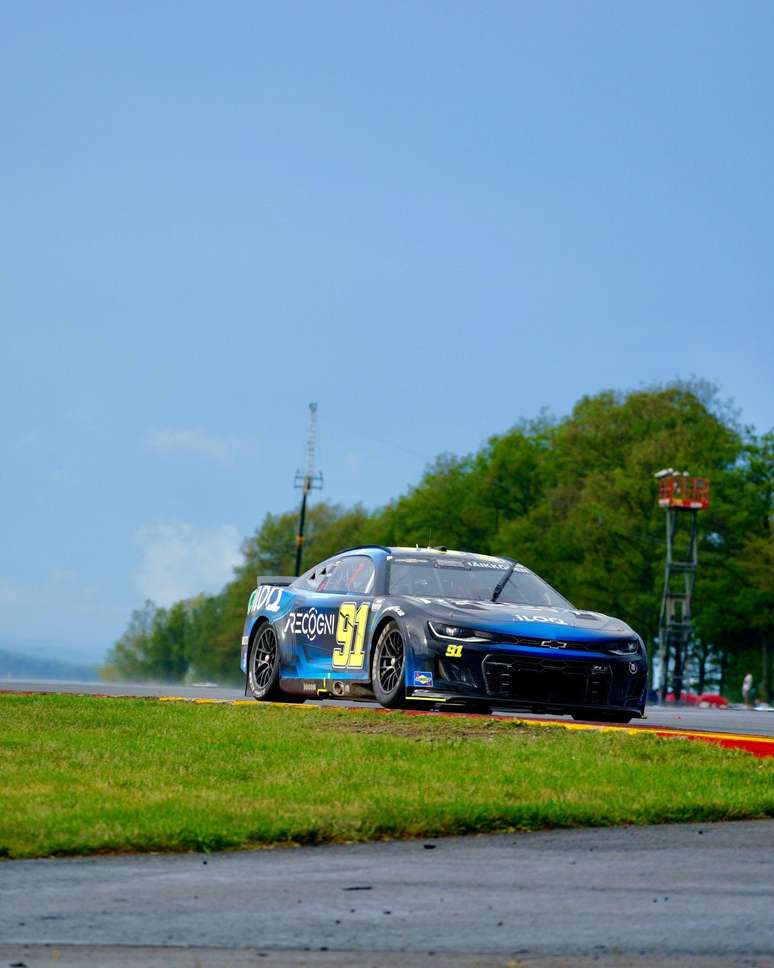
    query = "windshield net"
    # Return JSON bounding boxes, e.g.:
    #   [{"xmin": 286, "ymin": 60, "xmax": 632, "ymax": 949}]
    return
[{"xmin": 387, "ymin": 558, "xmax": 570, "ymax": 608}]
